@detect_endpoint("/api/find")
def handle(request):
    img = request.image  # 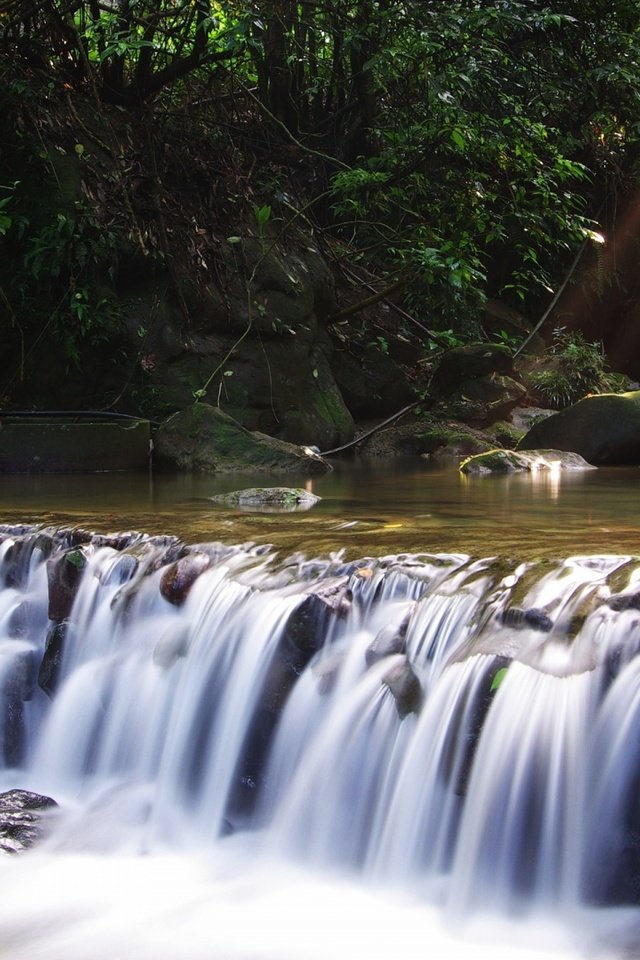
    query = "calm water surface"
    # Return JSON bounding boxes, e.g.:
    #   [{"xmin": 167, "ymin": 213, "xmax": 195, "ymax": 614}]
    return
[{"xmin": 0, "ymin": 459, "xmax": 639, "ymax": 559}]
